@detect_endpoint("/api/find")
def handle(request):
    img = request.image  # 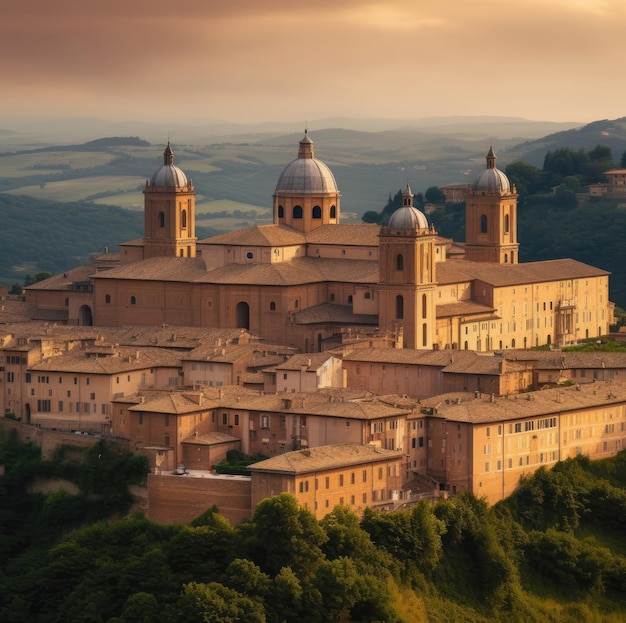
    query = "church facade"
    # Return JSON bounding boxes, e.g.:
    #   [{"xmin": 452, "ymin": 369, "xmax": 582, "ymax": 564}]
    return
[{"xmin": 25, "ymin": 133, "xmax": 612, "ymax": 352}]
